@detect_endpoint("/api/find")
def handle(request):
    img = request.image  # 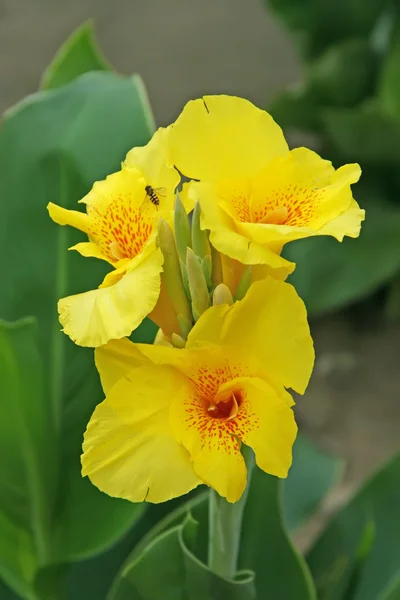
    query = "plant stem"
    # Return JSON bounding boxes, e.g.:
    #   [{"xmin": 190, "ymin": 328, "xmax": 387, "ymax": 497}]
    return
[{"xmin": 208, "ymin": 446, "xmax": 254, "ymax": 579}]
